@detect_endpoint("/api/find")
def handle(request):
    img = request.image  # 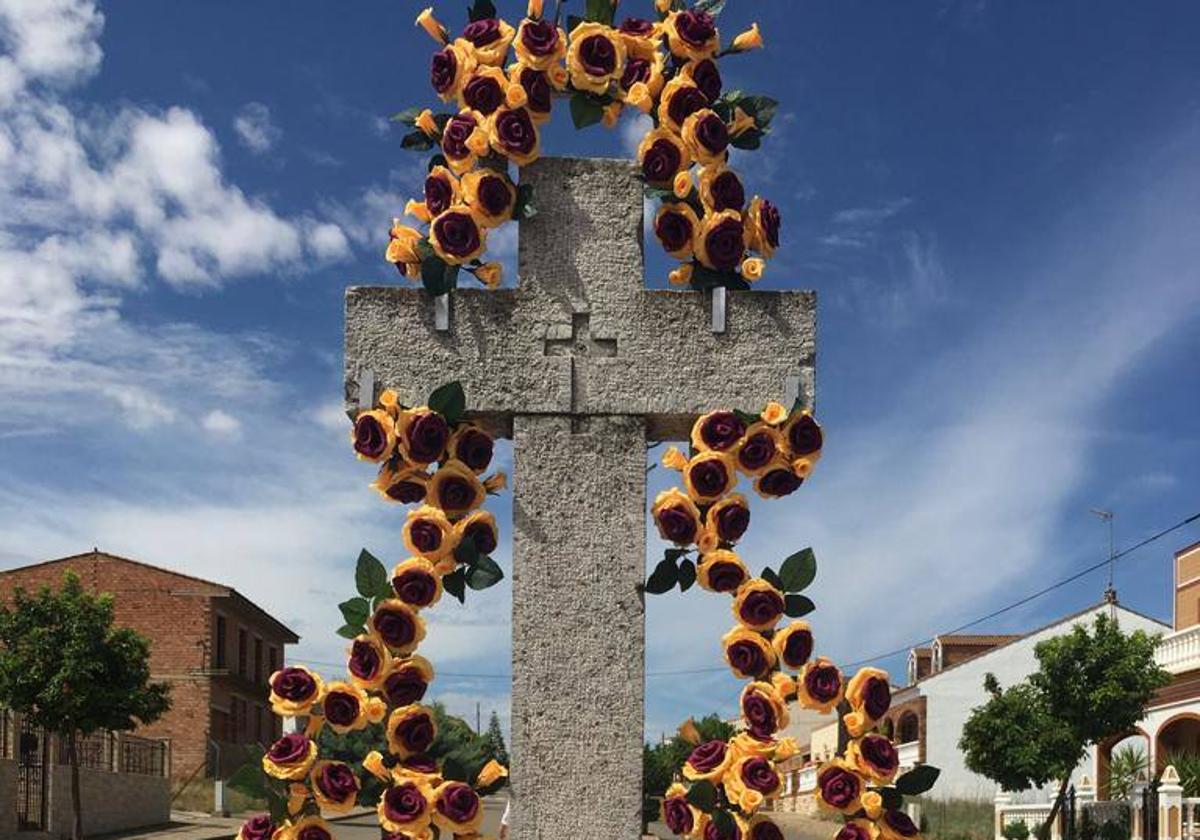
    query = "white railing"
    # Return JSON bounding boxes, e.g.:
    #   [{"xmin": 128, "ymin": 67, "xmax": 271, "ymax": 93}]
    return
[
  {"xmin": 1181, "ymin": 798, "xmax": 1200, "ymax": 840},
  {"xmin": 796, "ymin": 765, "xmax": 817, "ymax": 794},
  {"xmin": 994, "ymin": 801, "xmax": 1058, "ymax": 840},
  {"xmin": 1155, "ymin": 624, "xmax": 1200, "ymax": 674},
  {"xmin": 897, "ymin": 740, "xmax": 920, "ymax": 769}
]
